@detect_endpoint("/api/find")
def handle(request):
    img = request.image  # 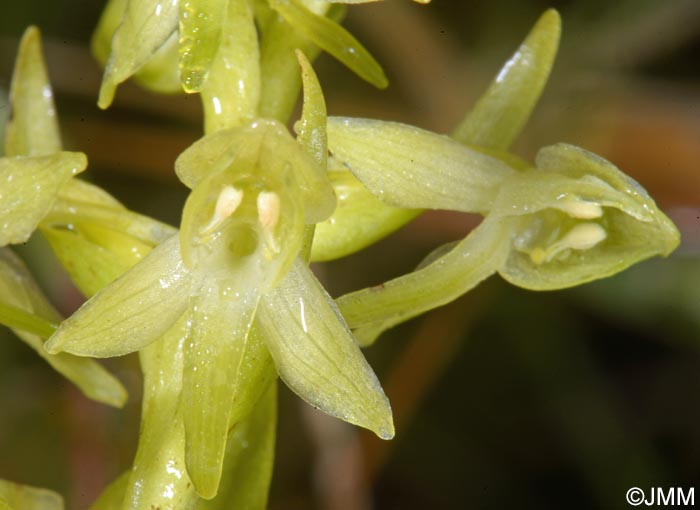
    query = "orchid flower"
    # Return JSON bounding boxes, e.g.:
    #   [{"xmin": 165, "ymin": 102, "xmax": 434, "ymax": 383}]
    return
[
  {"xmin": 46, "ymin": 47, "xmax": 394, "ymax": 501},
  {"xmin": 319, "ymin": 9, "xmax": 678, "ymax": 345},
  {"xmin": 330, "ymin": 119, "xmax": 680, "ymax": 345},
  {"xmin": 92, "ymin": 0, "xmax": 398, "ymax": 120},
  {"xmin": 0, "ymin": 28, "xmax": 131, "ymax": 408}
]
